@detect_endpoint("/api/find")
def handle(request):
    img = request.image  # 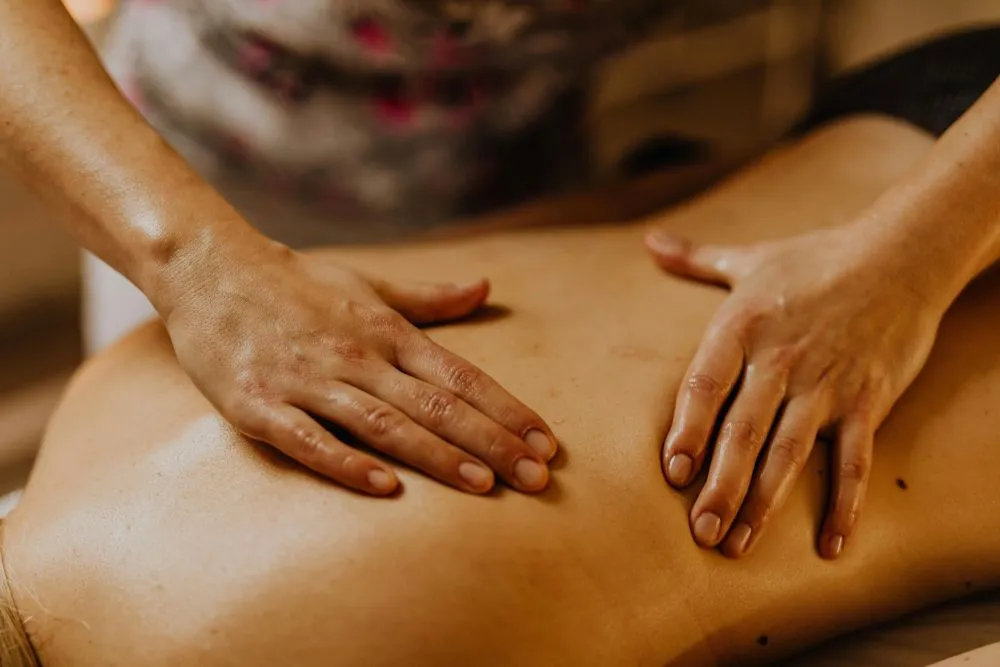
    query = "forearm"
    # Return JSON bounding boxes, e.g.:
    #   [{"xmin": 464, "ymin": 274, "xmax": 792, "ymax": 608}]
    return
[
  {"xmin": 854, "ymin": 78, "xmax": 1000, "ymax": 309},
  {"xmin": 0, "ymin": 0, "xmax": 263, "ymax": 311}
]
